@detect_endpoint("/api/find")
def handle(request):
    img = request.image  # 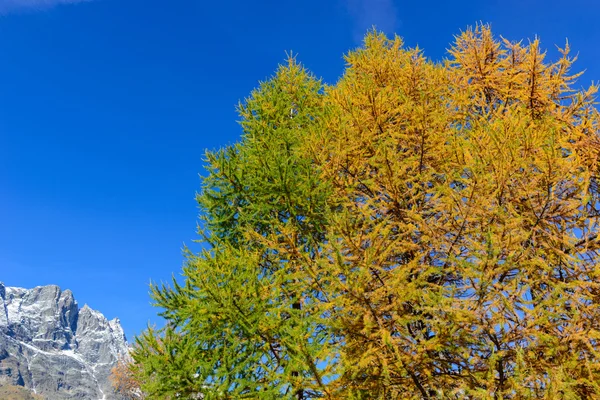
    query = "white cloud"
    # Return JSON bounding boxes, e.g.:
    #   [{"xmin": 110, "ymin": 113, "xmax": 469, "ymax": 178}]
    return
[
  {"xmin": 345, "ymin": 0, "xmax": 400, "ymax": 41},
  {"xmin": 0, "ymin": 0, "xmax": 91, "ymax": 14}
]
